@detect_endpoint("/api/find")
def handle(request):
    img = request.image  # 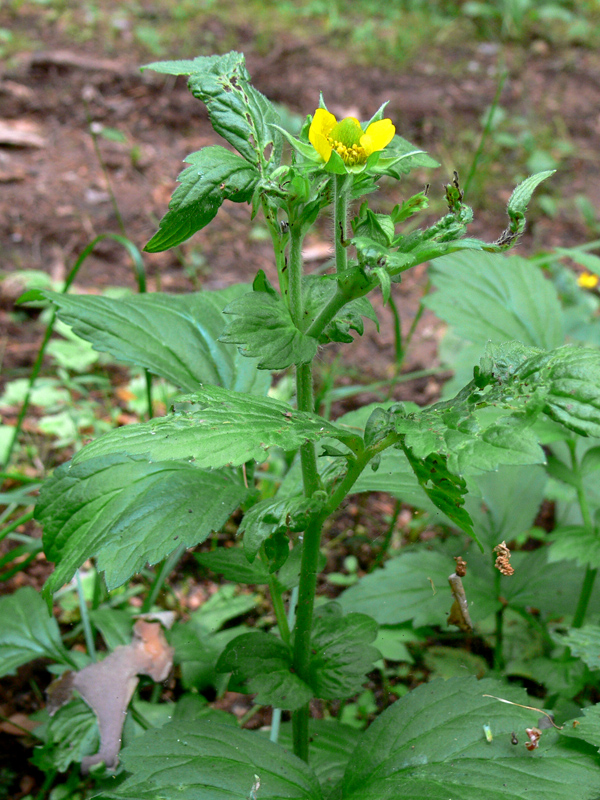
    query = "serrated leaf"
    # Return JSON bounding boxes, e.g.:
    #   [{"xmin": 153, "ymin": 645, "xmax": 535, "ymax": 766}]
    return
[
  {"xmin": 278, "ymin": 719, "xmax": 359, "ymax": 791},
  {"xmin": 195, "ymin": 547, "xmax": 270, "ymax": 584},
  {"xmin": 36, "ymin": 455, "xmax": 248, "ymax": 593},
  {"xmin": 217, "ymin": 632, "xmax": 312, "ymax": 710},
  {"xmin": 401, "ymin": 445, "xmax": 477, "ymax": 542},
  {"xmin": 145, "ymin": 147, "xmax": 258, "ymax": 251},
  {"xmin": 307, "ymin": 603, "xmax": 379, "ymax": 699},
  {"xmin": 240, "ymin": 494, "xmax": 327, "ymax": 559},
  {"xmin": 302, "ymin": 275, "xmax": 379, "ymax": 344},
  {"xmin": 339, "ymin": 550, "xmax": 452, "ymax": 627},
  {"xmin": 107, "ymin": 720, "xmax": 322, "ymax": 800},
  {"xmin": 0, "ymin": 587, "xmax": 70, "ymax": 676},
  {"xmin": 42, "ymin": 286, "xmax": 270, "ymax": 395},
  {"xmin": 425, "ymin": 251, "xmax": 565, "ymax": 349},
  {"xmin": 219, "ymin": 604, "xmax": 378, "ymax": 708},
  {"xmin": 558, "ymin": 625, "xmax": 600, "ymax": 670},
  {"xmin": 339, "ymin": 676, "xmax": 600, "ymax": 800},
  {"xmin": 221, "ymin": 274, "xmax": 318, "ymax": 369},
  {"xmin": 32, "ymin": 699, "xmax": 99, "ymax": 773},
  {"xmin": 71, "ymin": 385, "xmax": 358, "ymax": 470},
  {"xmin": 548, "ymin": 526, "xmax": 600, "ymax": 569},
  {"xmin": 562, "ymin": 704, "xmax": 600, "ymax": 750}
]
